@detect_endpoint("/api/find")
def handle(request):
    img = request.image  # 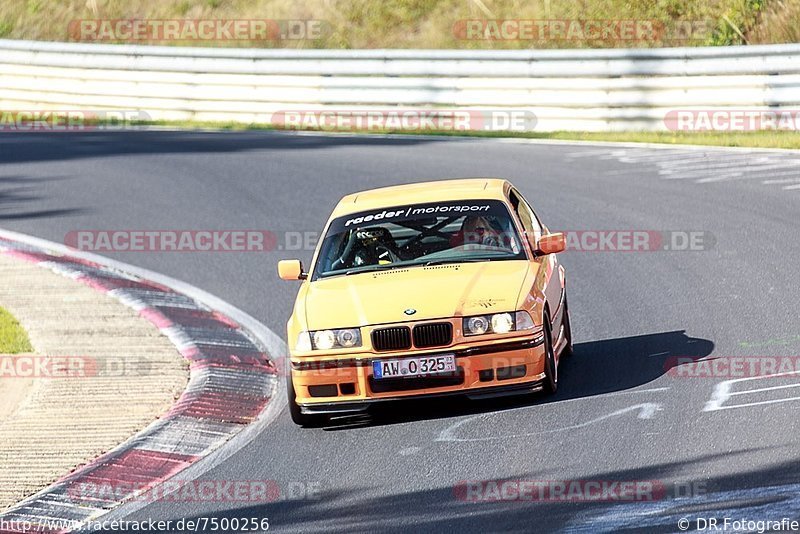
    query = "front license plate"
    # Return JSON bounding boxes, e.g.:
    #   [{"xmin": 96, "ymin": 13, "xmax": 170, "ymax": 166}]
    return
[{"xmin": 372, "ymin": 354, "xmax": 456, "ymax": 379}]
